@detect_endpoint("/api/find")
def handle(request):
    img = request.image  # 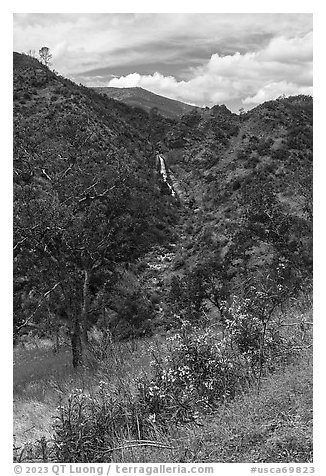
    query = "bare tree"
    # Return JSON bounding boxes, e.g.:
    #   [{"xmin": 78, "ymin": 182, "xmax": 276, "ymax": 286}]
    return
[{"xmin": 39, "ymin": 46, "xmax": 52, "ymax": 67}]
